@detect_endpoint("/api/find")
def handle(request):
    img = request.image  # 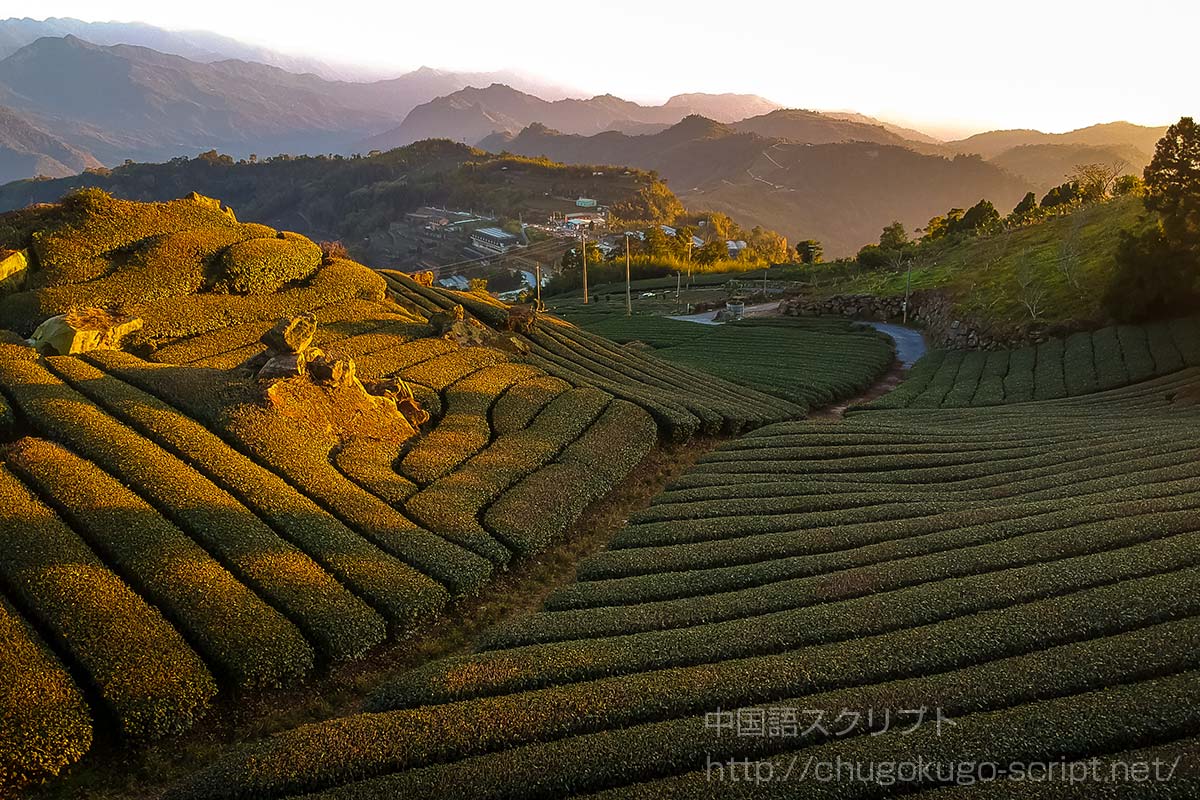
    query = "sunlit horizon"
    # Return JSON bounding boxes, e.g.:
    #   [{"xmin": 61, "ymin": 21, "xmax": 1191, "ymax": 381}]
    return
[{"xmin": 7, "ymin": 1, "xmax": 1196, "ymax": 139}]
